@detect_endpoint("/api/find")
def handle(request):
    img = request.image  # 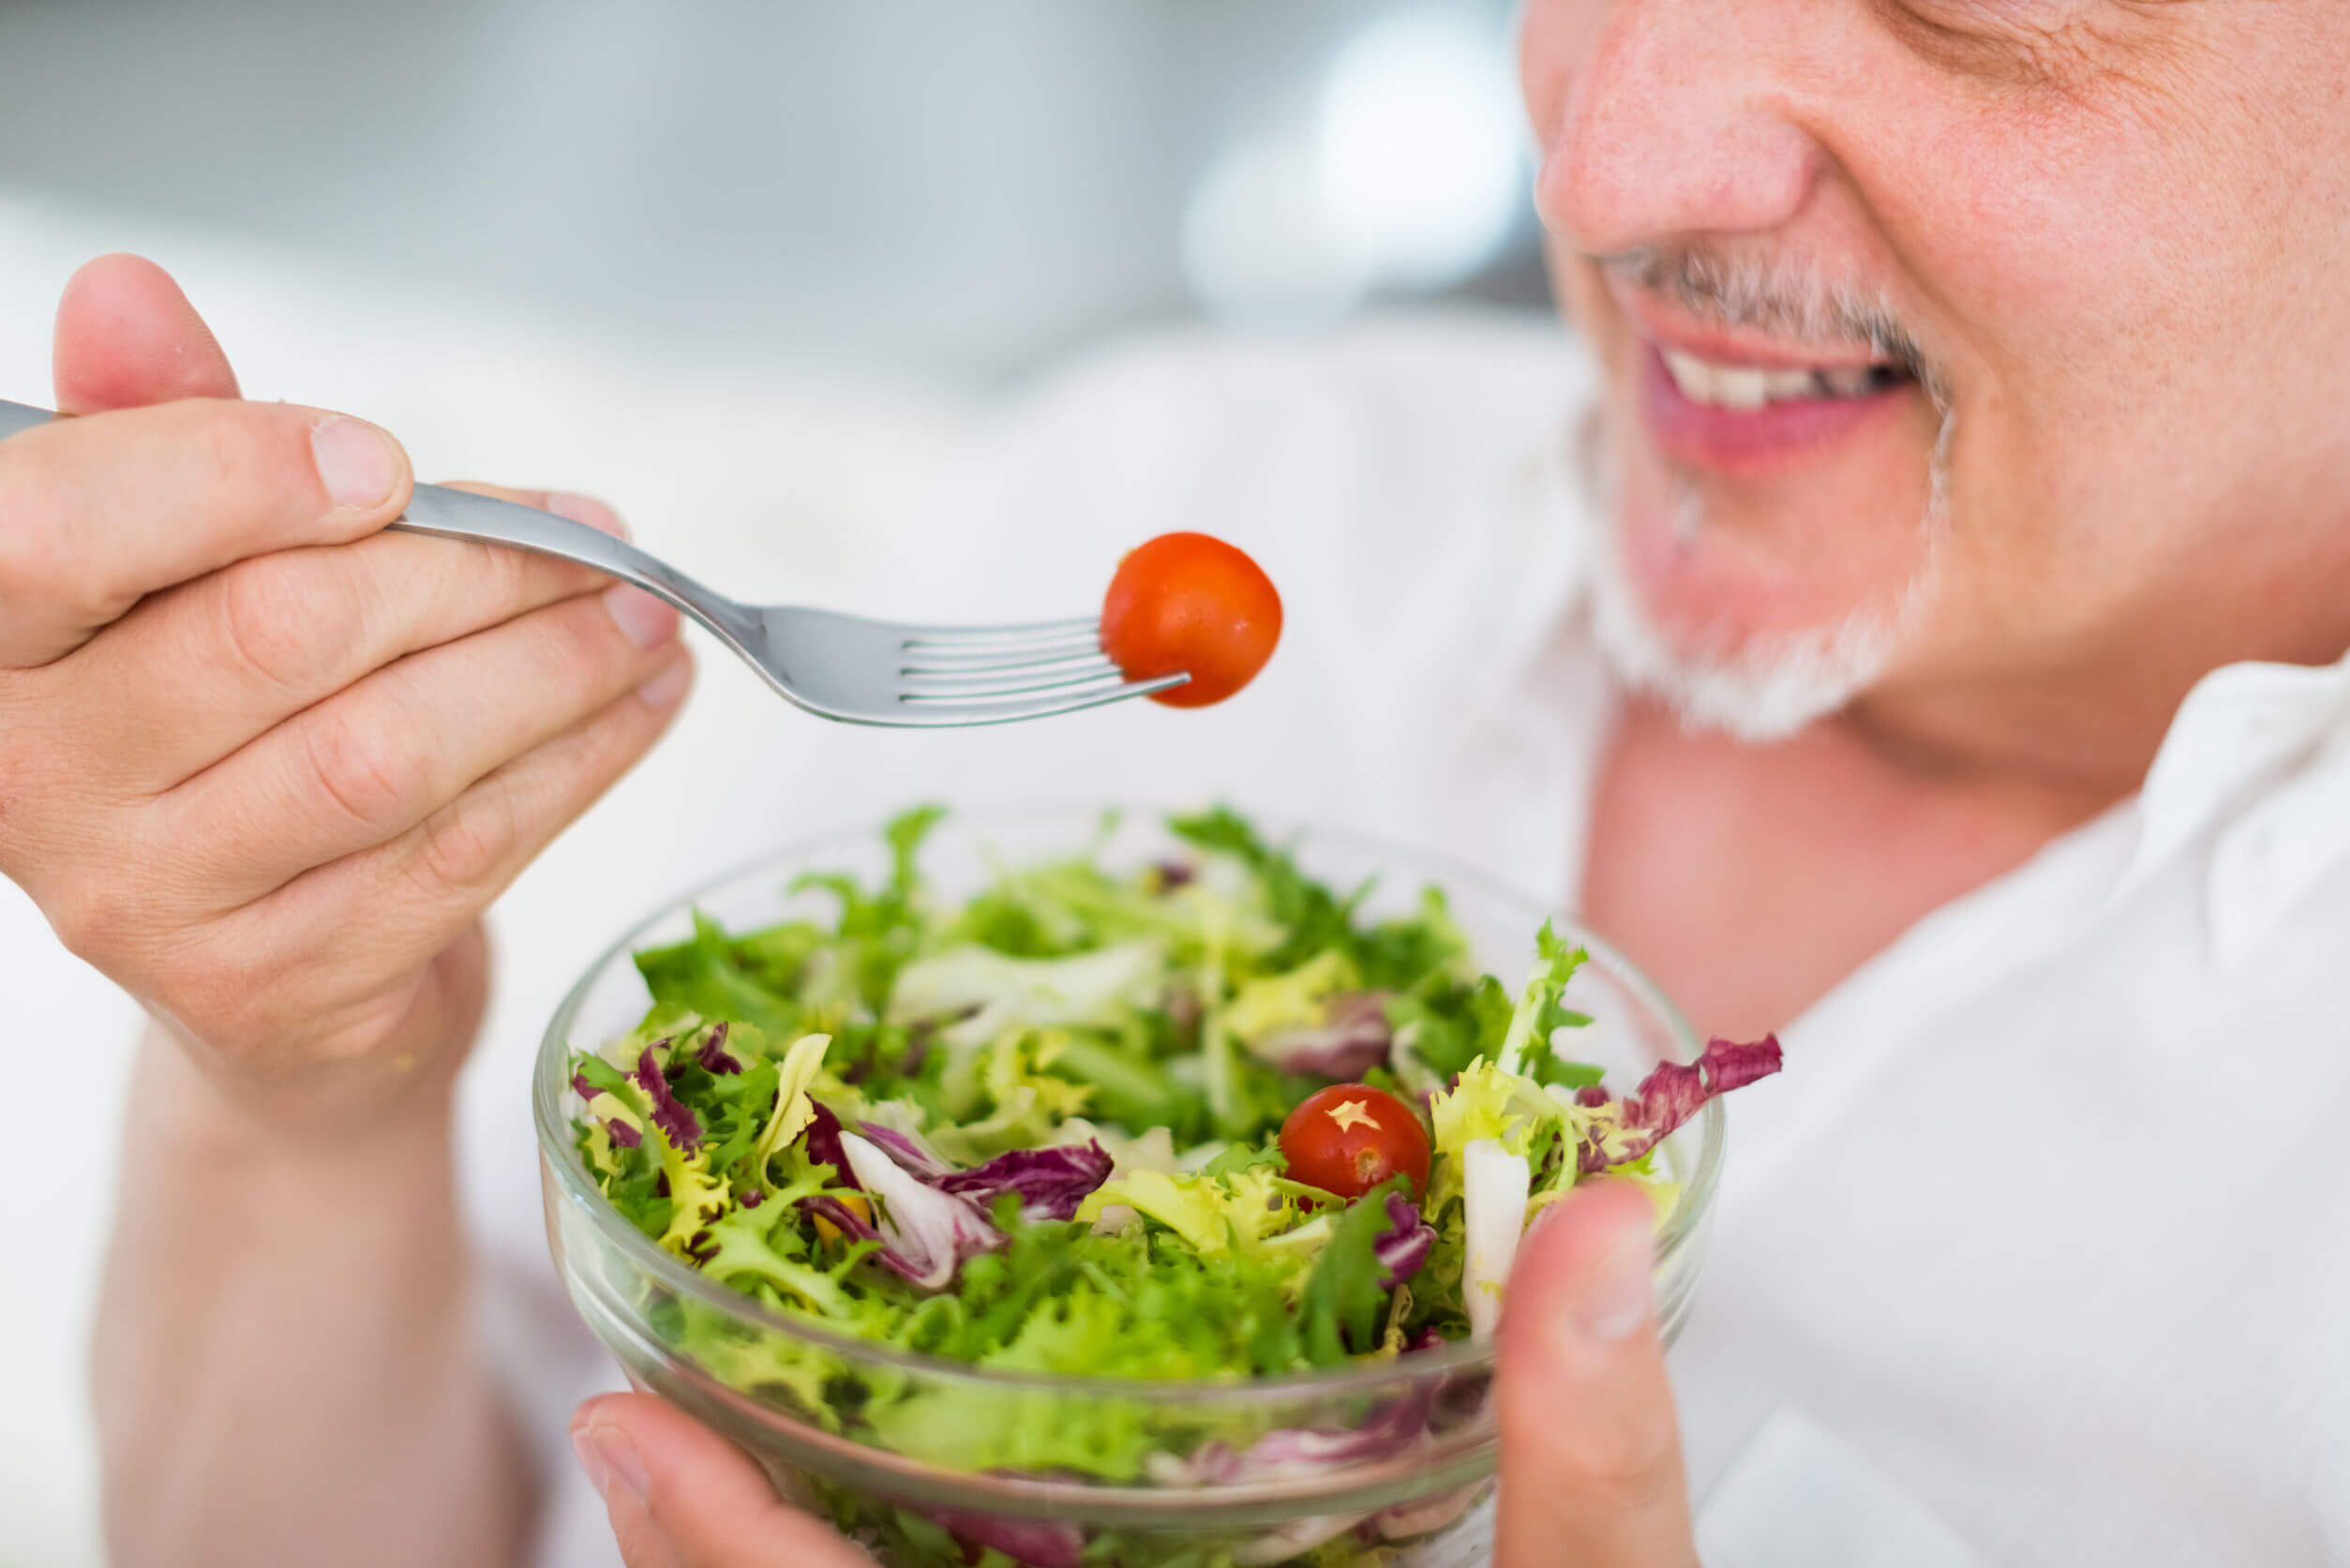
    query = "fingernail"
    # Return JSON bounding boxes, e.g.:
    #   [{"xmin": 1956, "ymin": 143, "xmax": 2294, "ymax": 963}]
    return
[
  {"xmin": 546, "ymin": 491, "xmax": 630, "ymax": 540},
  {"xmin": 604, "ymin": 584, "xmax": 679, "ymax": 650},
  {"xmin": 1570, "ymin": 1231, "xmax": 1654, "ymax": 1342},
  {"xmin": 636, "ymin": 654, "xmax": 691, "ymax": 710},
  {"xmin": 574, "ymin": 1424, "xmax": 650, "ymax": 1506},
  {"xmin": 310, "ymin": 417, "xmax": 399, "ymax": 510}
]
